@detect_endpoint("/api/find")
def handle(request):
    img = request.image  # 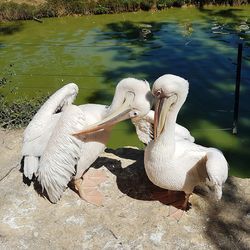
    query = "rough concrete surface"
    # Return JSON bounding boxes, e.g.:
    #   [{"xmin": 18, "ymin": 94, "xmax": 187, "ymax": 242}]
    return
[{"xmin": 0, "ymin": 129, "xmax": 249, "ymax": 250}]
